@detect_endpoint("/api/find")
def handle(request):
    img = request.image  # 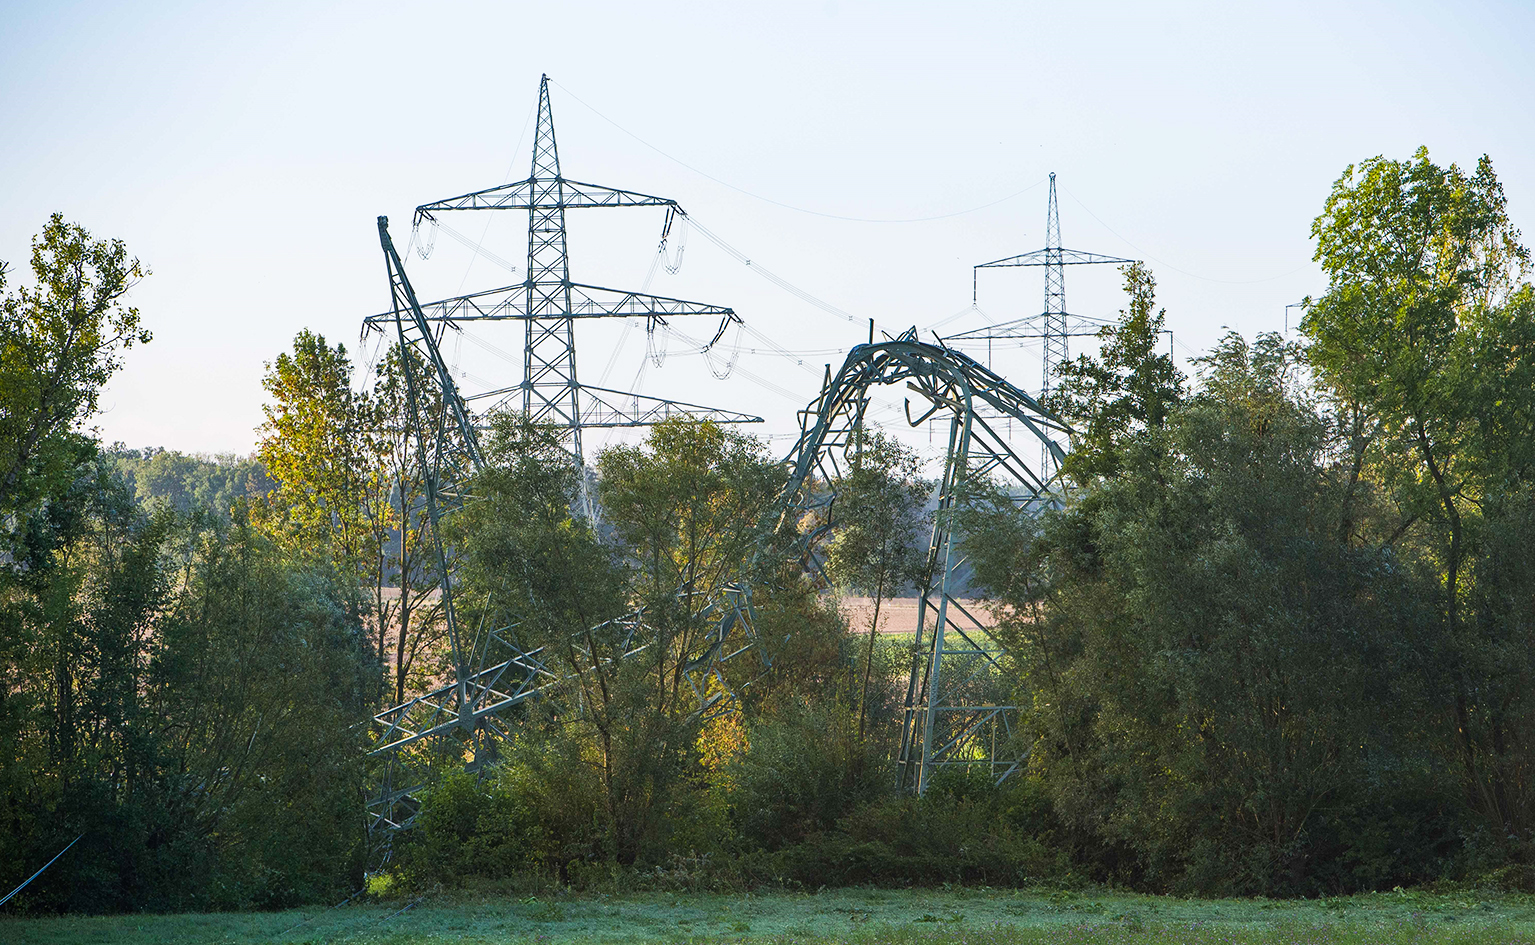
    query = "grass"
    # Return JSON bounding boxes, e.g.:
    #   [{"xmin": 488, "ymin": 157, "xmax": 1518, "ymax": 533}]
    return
[{"xmin": 6, "ymin": 887, "xmax": 1535, "ymax": 944}]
